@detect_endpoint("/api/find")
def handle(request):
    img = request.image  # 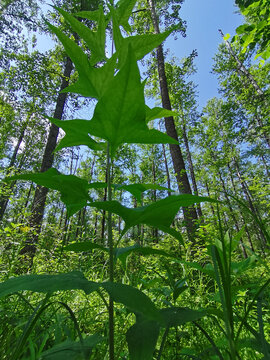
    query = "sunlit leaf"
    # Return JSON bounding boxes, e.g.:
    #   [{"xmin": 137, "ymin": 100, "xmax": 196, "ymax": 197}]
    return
[
  {"xmin": 118, "ymin": 30, "xmax": 174, "ymax": 69},
  {"xmin": 56, "ymin": 6, "xmax": 106, "ymax": 65},
  {"xmin": 115, "ymin": 0, "xmax": 137, "ymax": 33},
  {"xmin": 89, "ymin": 194, "xmax": 217, "ymax": 241},
  {"xmin": 49, "ymin": 118, "xmax": 105, "ymax": 151},
  {"xmin": 6, "ymin": 169, "xmax": 92, "ymax": 217},
  {"xmin": 145, "ymin": 105, "xmax": 178, "ymax": 122},
  {"xmin": 46, "ymin": 21, "xmax": 115, "ymax": 98},
  {"xmin": 113, "ymin": 183, "xmax": 171, "ymax": 203},
  {"xmin": 86, "ymin": 45, "xmax": 178, "ymax": 155}
]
